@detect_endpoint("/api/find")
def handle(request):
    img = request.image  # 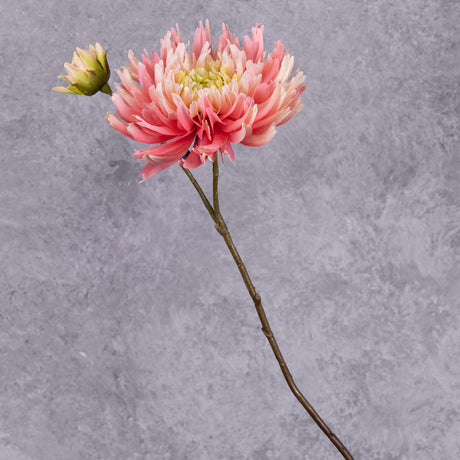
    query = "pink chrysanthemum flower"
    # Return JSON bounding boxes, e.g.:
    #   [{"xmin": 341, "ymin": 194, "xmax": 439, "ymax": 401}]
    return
[{"xmin": 106, "ymin": 20, "xmax": 306, "ymax": 180}]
